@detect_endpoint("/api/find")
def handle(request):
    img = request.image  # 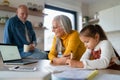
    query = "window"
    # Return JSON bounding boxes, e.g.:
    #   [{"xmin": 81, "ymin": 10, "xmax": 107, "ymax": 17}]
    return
[{"xmin": 44, "ymin": 4, "xmax": 77, "ymax": 51}]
